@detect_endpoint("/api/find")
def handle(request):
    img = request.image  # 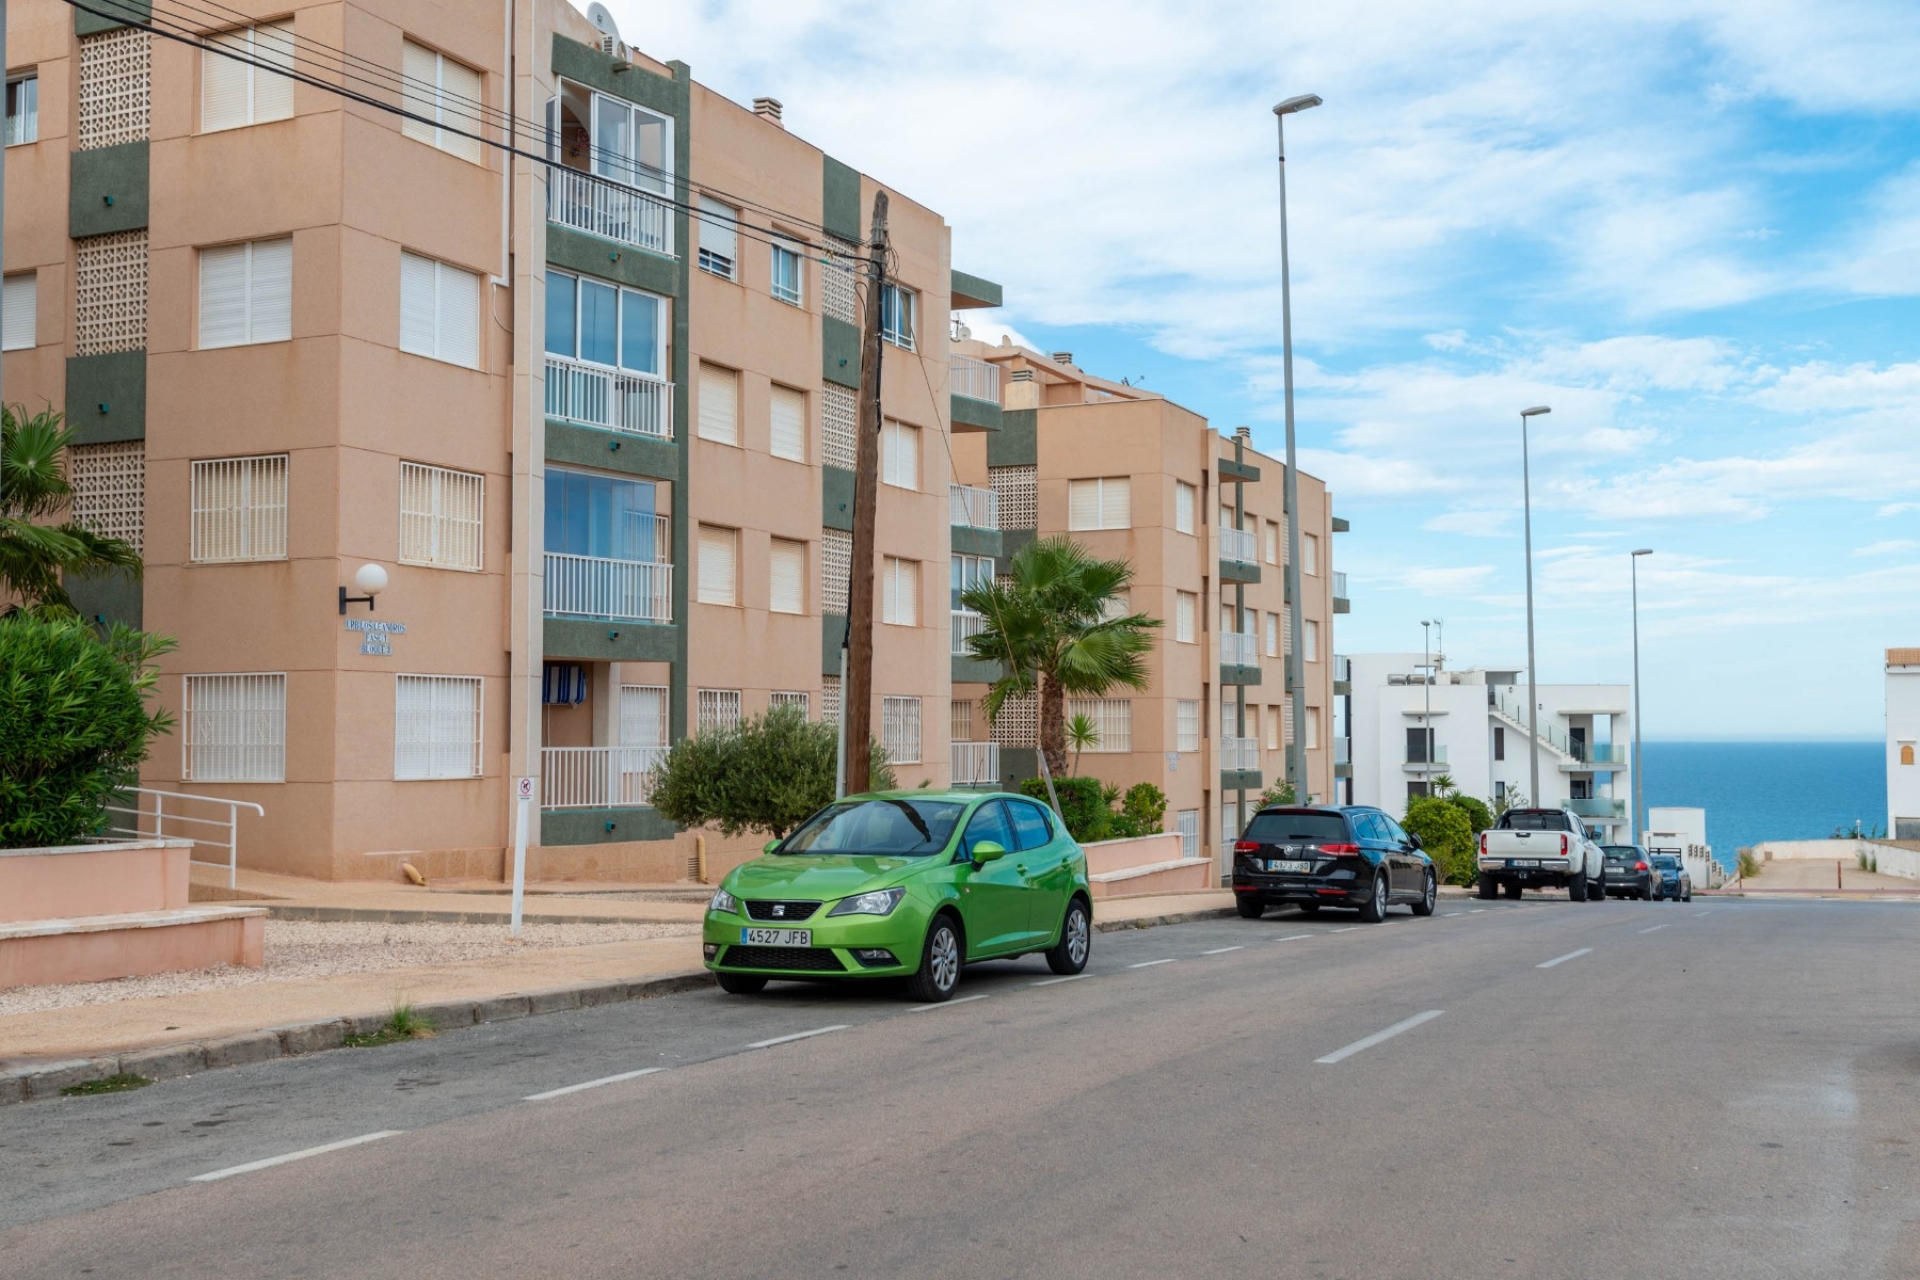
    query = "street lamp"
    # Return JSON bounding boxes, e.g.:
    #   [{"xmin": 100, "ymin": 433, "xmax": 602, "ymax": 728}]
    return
[
  {"xmin": 1421, "ymin": 620, "xmax": 1433, "ymax": 769},
  {"xmin": 1274, "ymin": 91, "xmax": 1321, "ymax": 801},
  {"xmin": 1519, "ymin": 405, "xmax": 1551, "ymax": 806},
  {"xmin": 1630, "ymin": 548, "xmax": 1653, "ymax": 843}
]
